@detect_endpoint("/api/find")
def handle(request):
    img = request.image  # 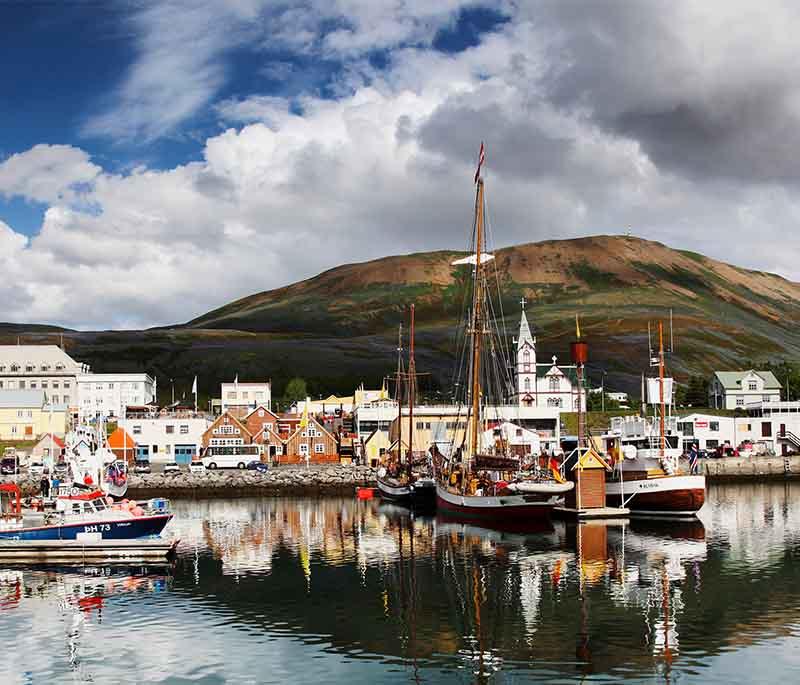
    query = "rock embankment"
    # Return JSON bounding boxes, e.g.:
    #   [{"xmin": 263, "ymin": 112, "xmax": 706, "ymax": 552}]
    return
[{"xmin": 127, "ymin": 465, "xmax": 378, "ymax": 498}]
